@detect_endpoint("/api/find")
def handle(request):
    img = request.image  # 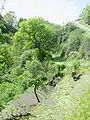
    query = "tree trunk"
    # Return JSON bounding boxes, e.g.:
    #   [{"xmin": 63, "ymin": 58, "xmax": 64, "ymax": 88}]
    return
[{"xmin": 34, "ymin": 84, "xmax": 40, "ymax": 103}]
